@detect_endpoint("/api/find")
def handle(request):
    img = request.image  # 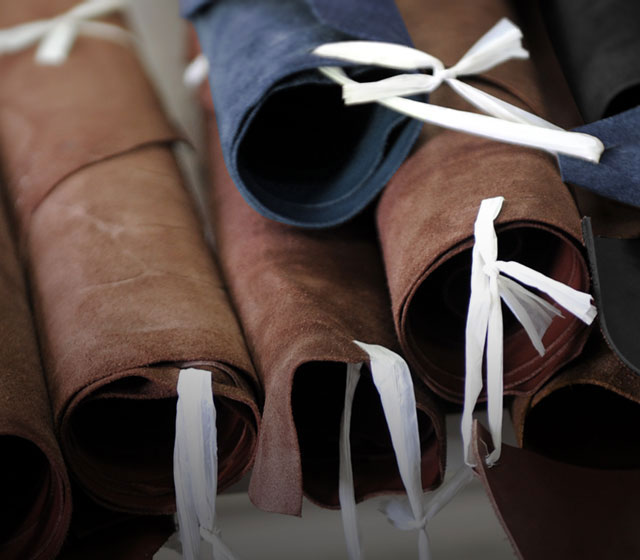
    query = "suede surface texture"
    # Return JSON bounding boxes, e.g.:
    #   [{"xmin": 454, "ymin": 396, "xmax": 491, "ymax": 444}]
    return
[
  {"xmin": 376, "ymin": 0, "xmax": 591, "ymax": 403},
  {"xmin": 0, "ymin": 0, "xmax": 260, "ymax": 515},
  {"xmin": 0, "ymin": 183, "xmax": 71, "ymax": 560},
  {"xmin": 513, "ymin": 329, "xmax": 640, "ymax": 469},
  {"xmin": 186, "ymin": 0, "xmax": 423, "ymax": 227},
  {"xmin": 205, "ymin": 110, "xmax": 445, "ymax": 516},
  {"xmin": 559, "ymin": 107, "xmax": 640, "ymax": 209}
]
